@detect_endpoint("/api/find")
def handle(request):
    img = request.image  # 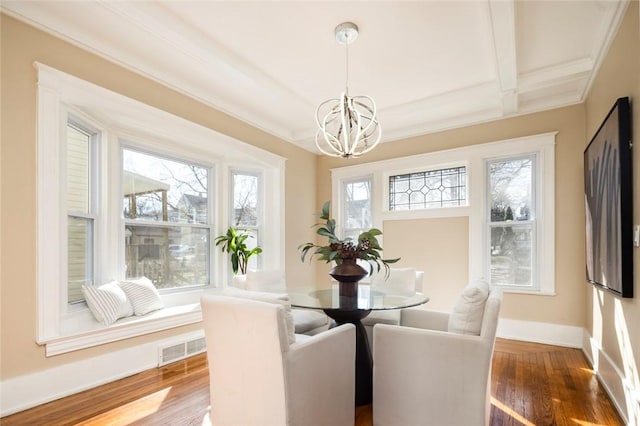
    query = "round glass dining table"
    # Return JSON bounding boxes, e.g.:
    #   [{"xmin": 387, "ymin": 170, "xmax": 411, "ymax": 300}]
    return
[{"xmin": 289, "ymin": 284, "xmax": 429, "ymax": 406}]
